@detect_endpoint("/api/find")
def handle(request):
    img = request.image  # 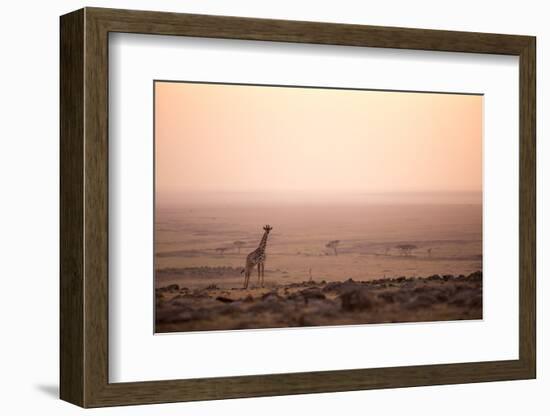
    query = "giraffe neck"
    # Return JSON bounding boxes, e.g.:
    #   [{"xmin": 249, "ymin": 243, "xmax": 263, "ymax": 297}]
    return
[{"xmin": 257, "ymin": 231, "xmax": 270, "ymax": 252}]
